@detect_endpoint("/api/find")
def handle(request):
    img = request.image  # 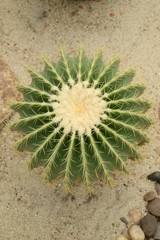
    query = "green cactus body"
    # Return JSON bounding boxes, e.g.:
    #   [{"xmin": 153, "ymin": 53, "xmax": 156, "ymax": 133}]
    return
[{"xmin": 11, "ymin": 49, "xmax": 151, "ymax": 191}]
